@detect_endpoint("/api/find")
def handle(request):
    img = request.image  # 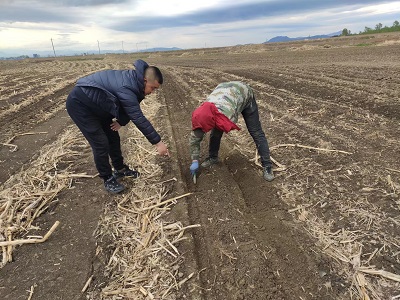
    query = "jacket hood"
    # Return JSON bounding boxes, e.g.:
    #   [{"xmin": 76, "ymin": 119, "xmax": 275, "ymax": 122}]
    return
[
  {"xmin": 133, "ymin": 59, "xmax": 149, "ymax": 101},
  {"xmin": 192, "ymin": 102, "xmax": 240, "ymax": 133}
]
